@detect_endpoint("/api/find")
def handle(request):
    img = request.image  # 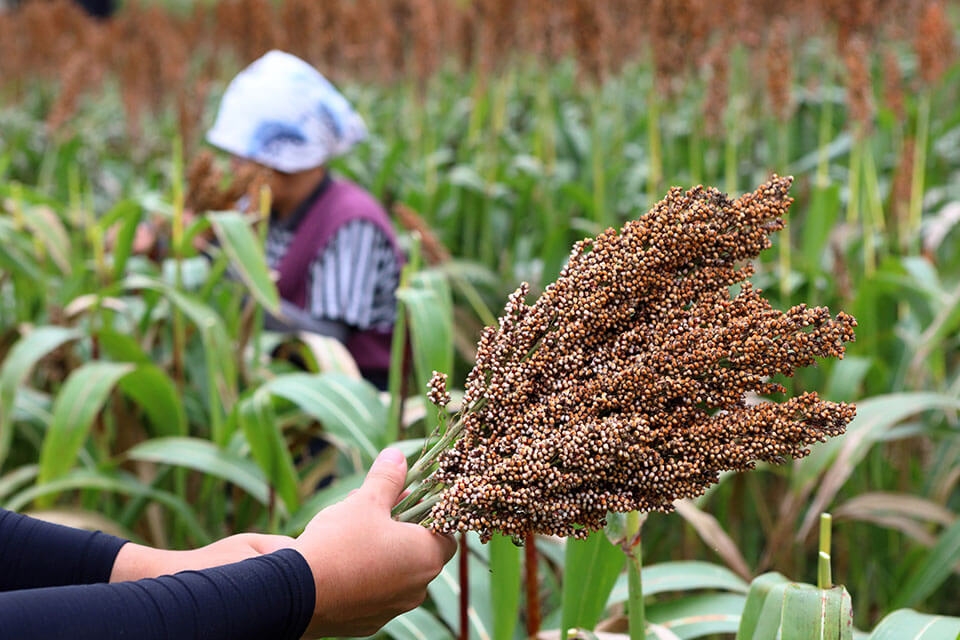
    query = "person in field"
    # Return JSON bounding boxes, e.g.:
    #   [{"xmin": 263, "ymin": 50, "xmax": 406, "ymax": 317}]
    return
[
  {"xmin": 206, "ymin": 50, "xmax": 403, "ymax": 390},
  {"xmin": 0, "ymin": 448, "xmax": 455, "ymax": 639}
]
